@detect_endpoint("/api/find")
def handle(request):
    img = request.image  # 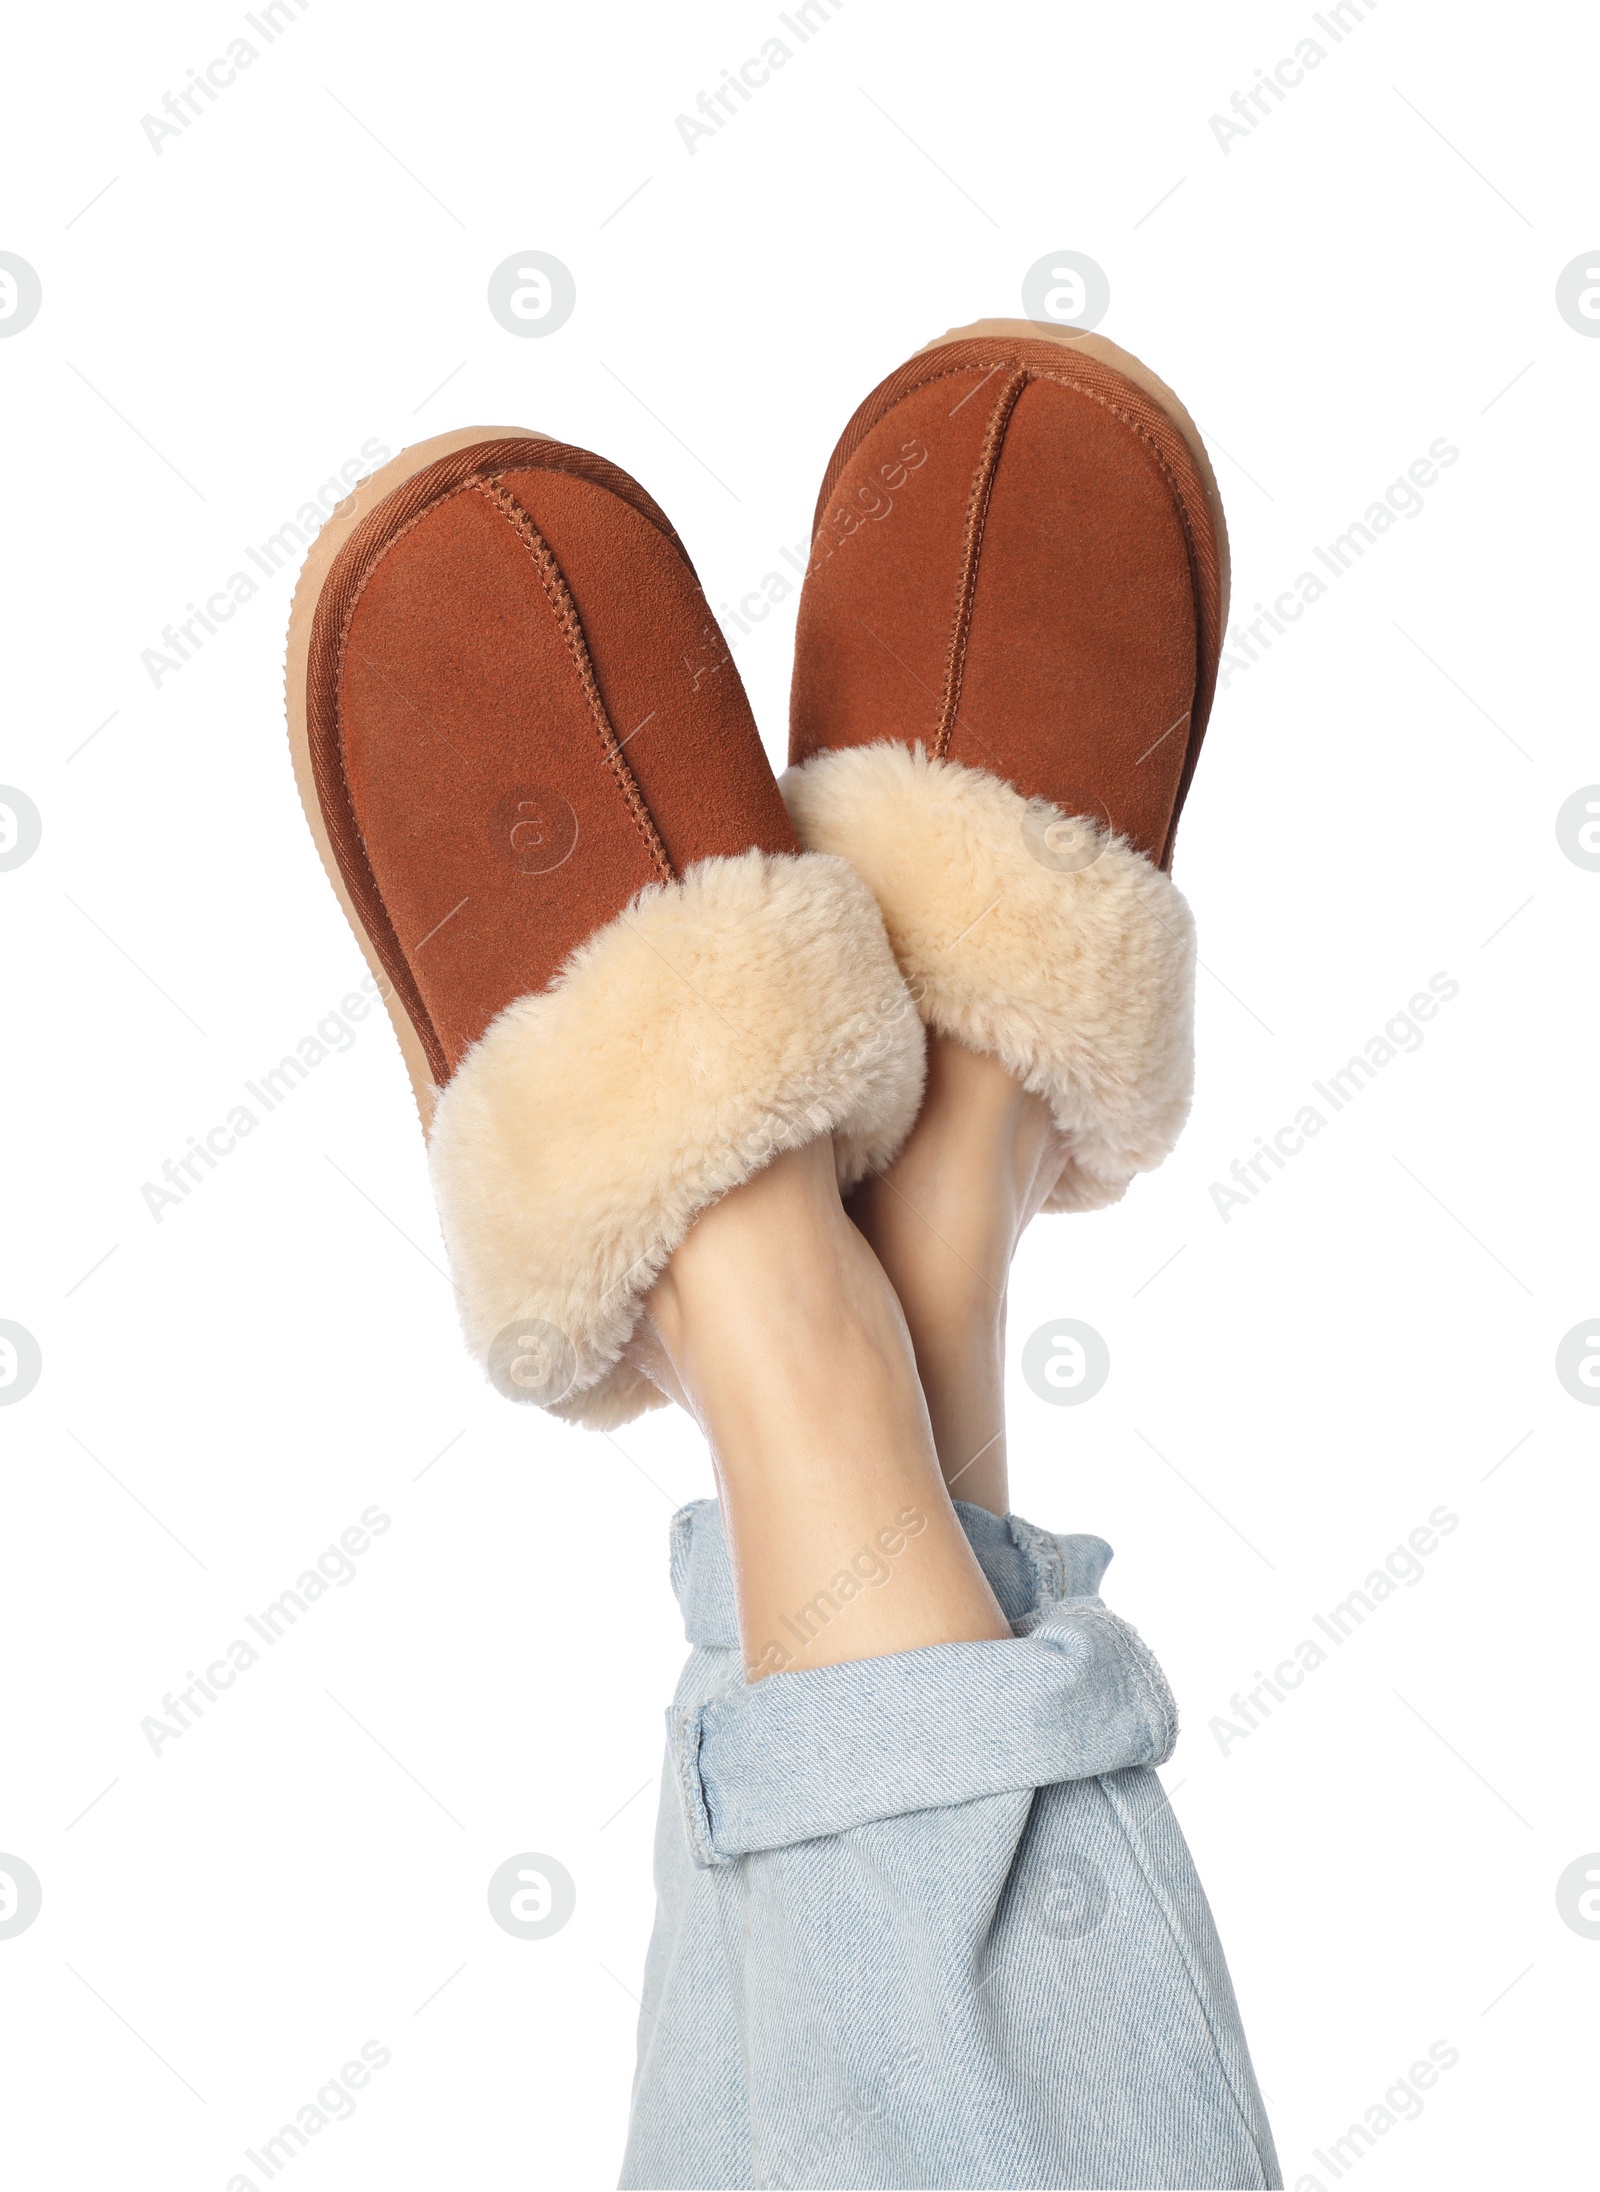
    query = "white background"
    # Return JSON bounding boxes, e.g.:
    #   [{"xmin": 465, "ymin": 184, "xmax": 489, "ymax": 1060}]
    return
[{"xmin": 1, "ymin": 1, "xmax": 1594, "ymax": 2185}]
